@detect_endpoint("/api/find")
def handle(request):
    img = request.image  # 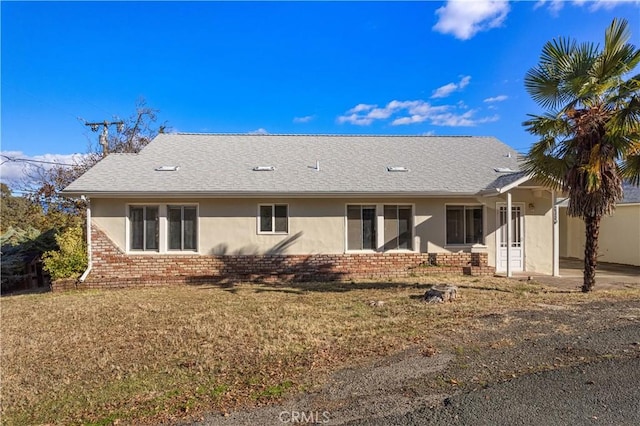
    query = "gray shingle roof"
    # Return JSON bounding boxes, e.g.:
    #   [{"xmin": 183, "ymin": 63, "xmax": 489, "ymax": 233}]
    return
[
  {"xmin": 62, "ymin": 133, "xmax": 523, "ymax": 196},
  {"xmin": 622, "ymin": 182, "xmax": 640, "ymax": 204}
]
